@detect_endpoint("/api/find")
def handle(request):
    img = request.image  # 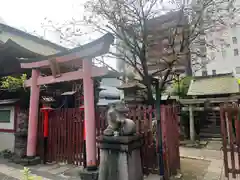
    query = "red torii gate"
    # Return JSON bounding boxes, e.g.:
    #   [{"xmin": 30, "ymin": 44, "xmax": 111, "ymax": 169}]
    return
[{"xmin": 20, "ymin": 33, "xmax": 114, "ymax": 169}]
